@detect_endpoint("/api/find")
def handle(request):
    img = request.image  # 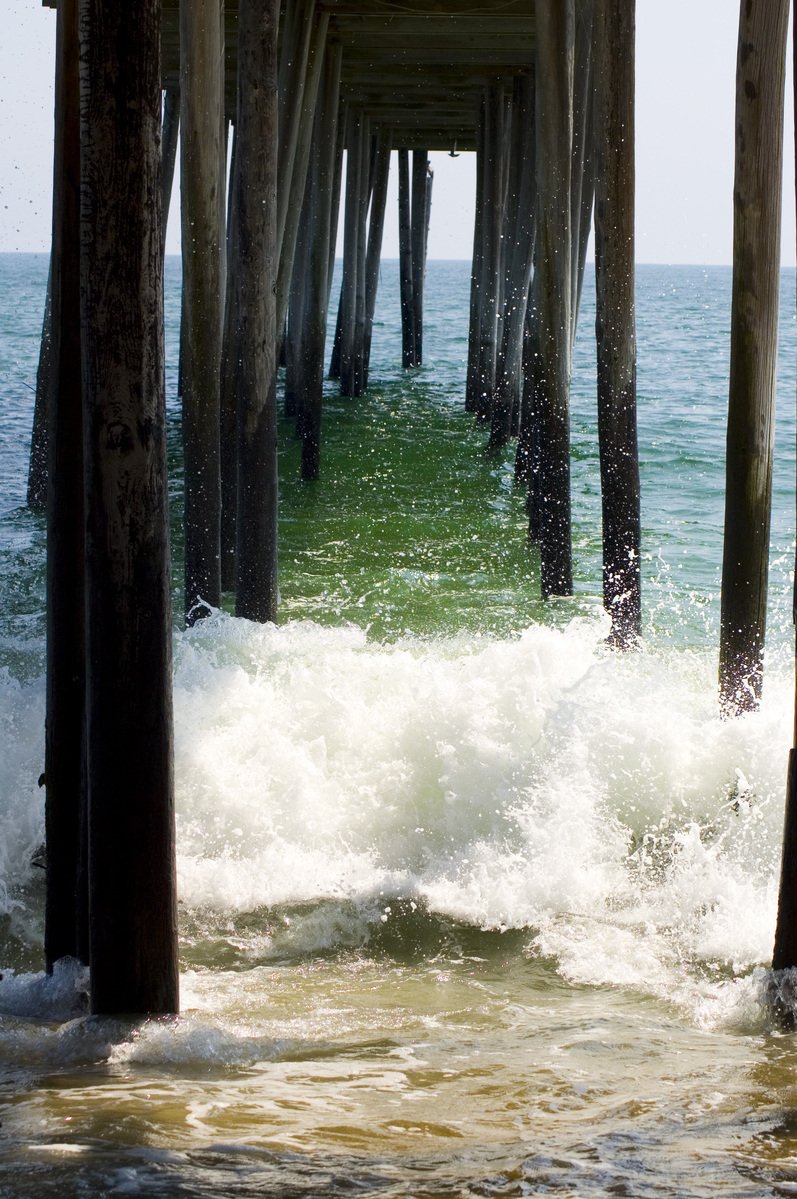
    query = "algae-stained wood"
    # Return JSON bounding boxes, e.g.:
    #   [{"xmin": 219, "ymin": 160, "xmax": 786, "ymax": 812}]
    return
[
  {"xmin": 234, "ymin": 0, "xmax": 279, "ymax": 624},
  {"xmin": 719, "ymin": 0, "xmax": 789, "ymax": 714},
  {"xmin": 593, "ymin": 0, "xmax": 640, "ymax": 648},
  {"xmin": 533, "ymin": 0, "xmax": 575, "ymax": 598},
  {"xmin": 398, "ymin": 146, "xmax": 416, "ymax": 368},
  {"xmin": 411, "ymin": 148, "xmax": 429, "ymax": 366},
  {"xmin": 489, "ymin": 70, "xmax": 535, "ymax": 451},
  {"xmin": 363, "ymin": 133, "xmax": 392, "ymax": 389},
  {"xmin": 79, "ymin": 0, "xmax": 178, "ymax": 1016},
  {"xmin": 298, "ymin": 41, "xmax": 343, "ymax": 478},
  {"xmin": 45, "ymin": 0, "xmax": 86, "ymax": 972},
  {"xmin": 276, "ymin": 7, "xmax": 330, "ymax": 335},
  {"xmin": 474, "ymin": 82, "xmax": 506, "ymax": 424},
  {"xmin": 180, "ymin": 0, "xmax": 225, "ymax": 622}
]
